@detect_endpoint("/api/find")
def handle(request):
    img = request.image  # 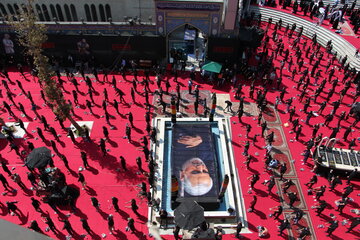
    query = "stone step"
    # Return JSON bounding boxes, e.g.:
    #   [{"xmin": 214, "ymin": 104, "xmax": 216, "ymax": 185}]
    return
[{"xmin": 249, "ymin": 6, "xmax": 360, "ymax": 70}]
